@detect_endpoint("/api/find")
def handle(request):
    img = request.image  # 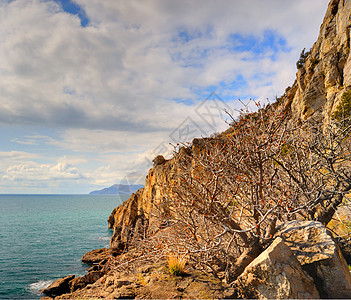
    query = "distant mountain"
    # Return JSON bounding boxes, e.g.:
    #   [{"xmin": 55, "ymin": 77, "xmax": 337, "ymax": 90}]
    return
[{"xmin": 89, "ymin": 184, "xmax": 144, "ymax": 195}]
